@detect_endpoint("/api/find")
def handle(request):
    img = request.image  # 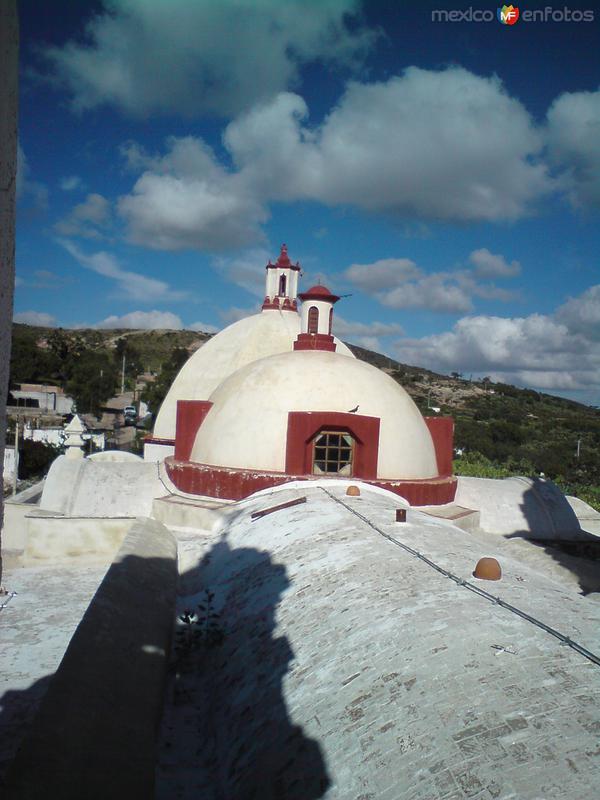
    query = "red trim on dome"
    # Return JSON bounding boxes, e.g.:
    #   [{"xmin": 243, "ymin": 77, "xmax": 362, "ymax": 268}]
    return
[
  {"xmin": 424, "ymin": 416, "xmax": 454, "ymax": 477},
  {"xmin": 285, "ymin": 411, "xmax": 380, "ymax": 479},
  {"xmin": 164, "ymin": 457, "xmax": 457, "ymax": 504},
  {"xmin": 293, "ymin": 333, "xmax": 336, "ymax": 351},
  {"xmin": 174, "ymin": 400, "xmax": 213, "ymax": 461},
  {"xmin": 298, "ymin": 285, "xmax": 340, "ymax": 303}
]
